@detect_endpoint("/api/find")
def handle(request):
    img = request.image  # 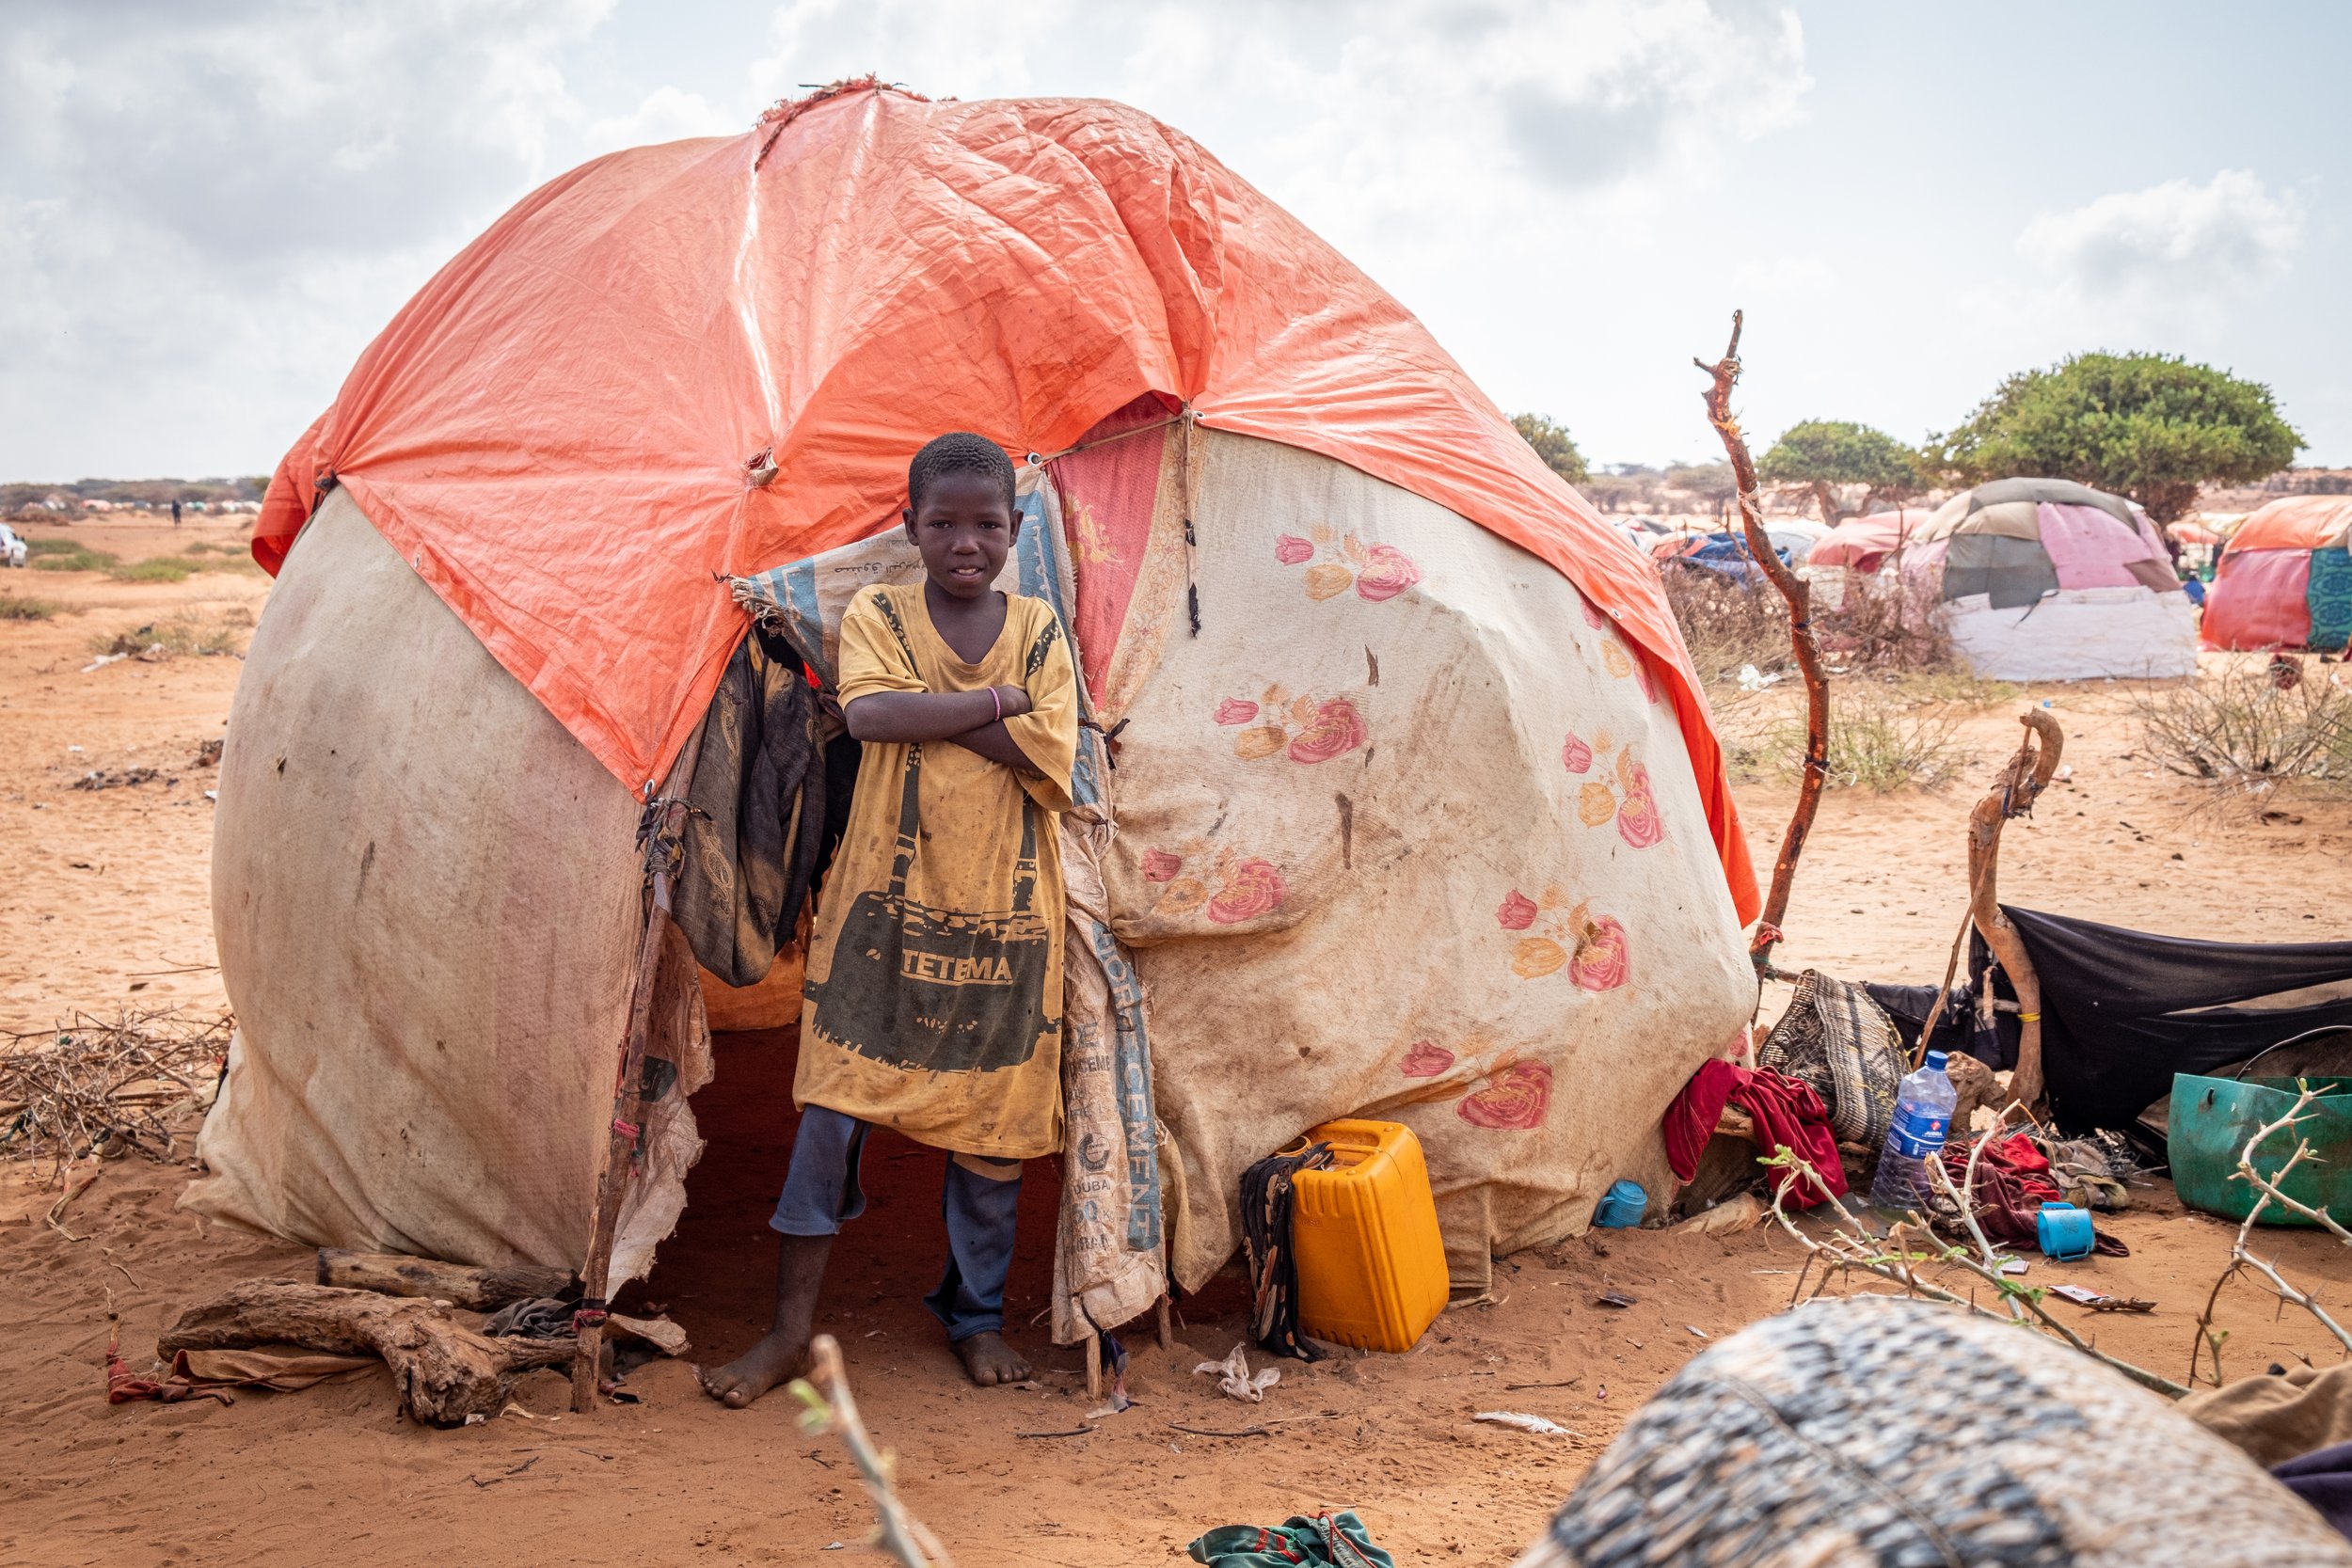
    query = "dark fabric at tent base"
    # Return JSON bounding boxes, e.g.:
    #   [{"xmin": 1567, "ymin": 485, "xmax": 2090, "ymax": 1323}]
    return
[
  {"xmin": 2276, "ymin": 1442, "xmax": 2352, "ymax": 1543},
  {"xmin": 1991, "ymin": 906, "xmax": 2352, "ymax": 1134},
  {"xmin": 1865, "ymin": 979, "xmax": 2021, "ymax": 1072}
]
